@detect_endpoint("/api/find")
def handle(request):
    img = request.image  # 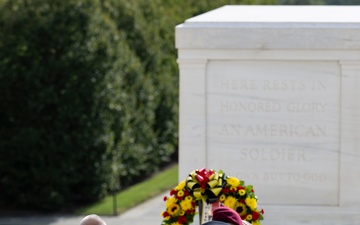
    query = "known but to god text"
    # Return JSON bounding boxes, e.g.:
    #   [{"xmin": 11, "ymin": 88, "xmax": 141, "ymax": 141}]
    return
[{"xmin": 232, "ymin": 171, "xmax": 327, "ymax": 183}]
